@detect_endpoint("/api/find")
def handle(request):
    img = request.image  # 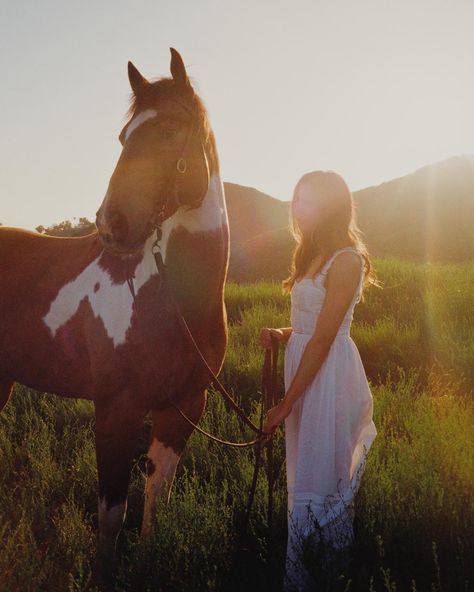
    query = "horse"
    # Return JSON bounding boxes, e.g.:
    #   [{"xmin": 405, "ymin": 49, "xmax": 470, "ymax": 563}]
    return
[{"xmin": 0, "ymin": 47, "xmax": 229, "ymax": 586}]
